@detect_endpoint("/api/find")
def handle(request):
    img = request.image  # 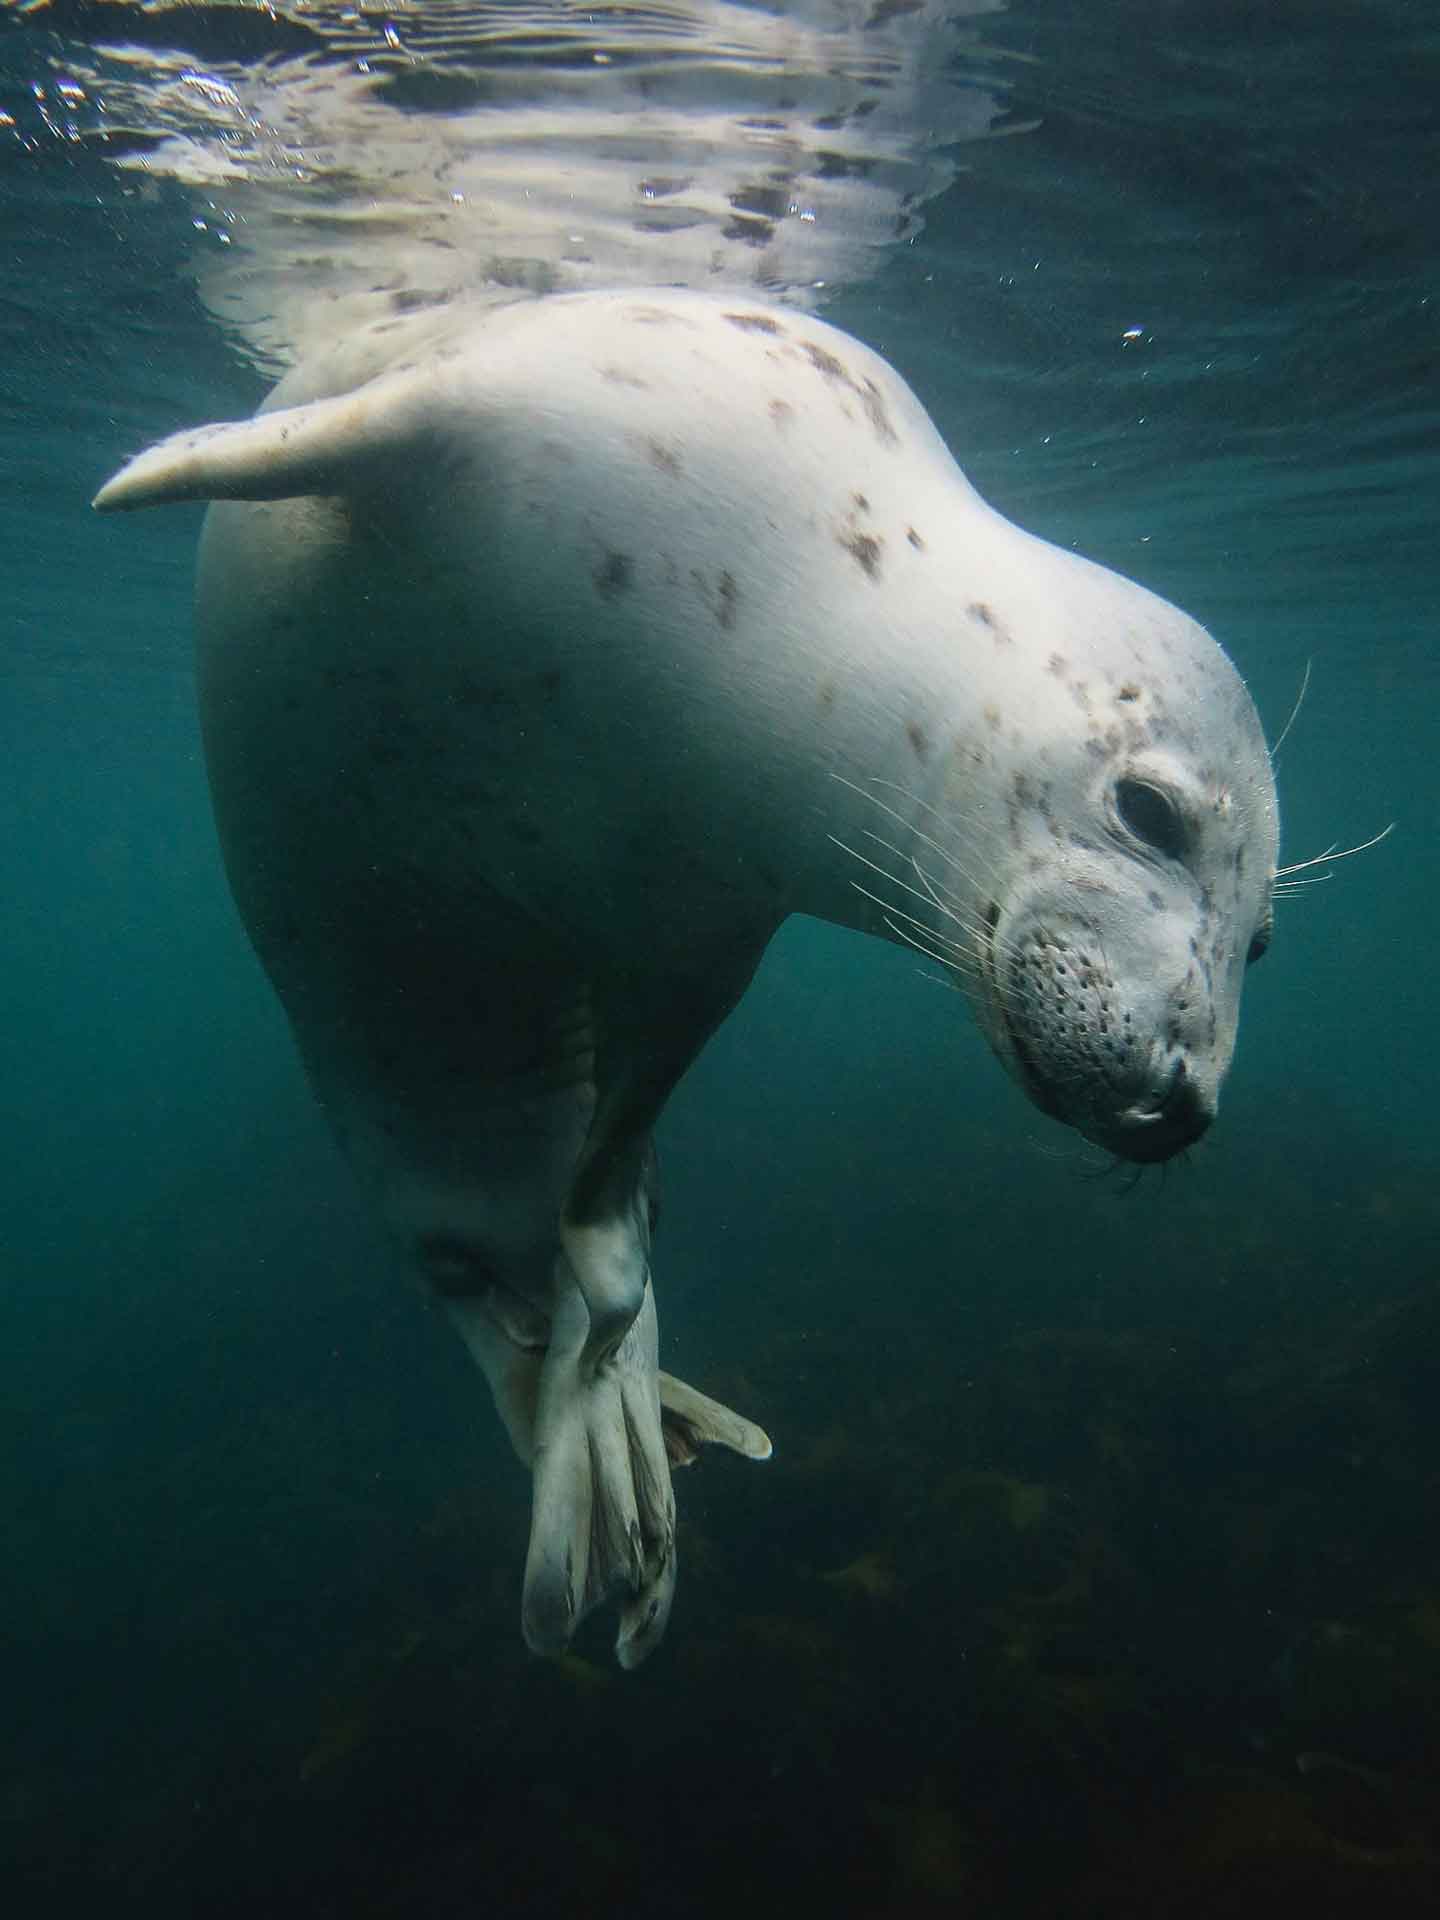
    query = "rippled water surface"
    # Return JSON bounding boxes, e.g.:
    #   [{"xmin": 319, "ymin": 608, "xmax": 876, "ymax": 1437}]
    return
[{"xmin": 3, "ymin": 4, "xmax": 1437, "ymax": 1915}]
